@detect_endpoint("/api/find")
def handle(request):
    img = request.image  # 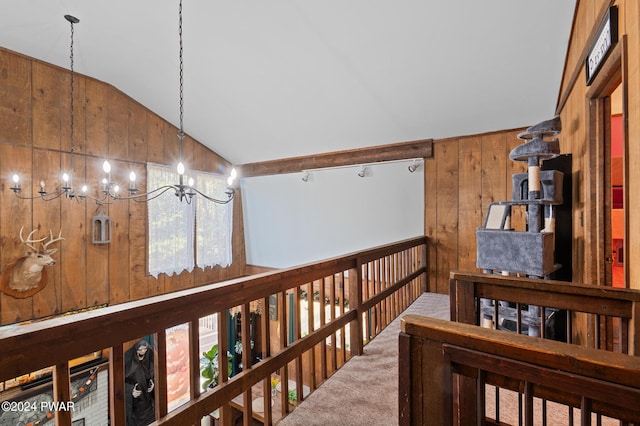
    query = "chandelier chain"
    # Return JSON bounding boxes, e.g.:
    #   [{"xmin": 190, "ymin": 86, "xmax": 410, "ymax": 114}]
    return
[
  {"xmin": 69, "ymin": 17, "xmax": 76, "ymax": 160},
  {"xmin": 178, "ymin": 0, "xmax": 185, "ymax": 160}
]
